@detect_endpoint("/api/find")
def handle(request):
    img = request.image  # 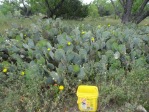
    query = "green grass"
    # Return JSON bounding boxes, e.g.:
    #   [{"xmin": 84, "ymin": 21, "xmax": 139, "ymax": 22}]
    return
[
  {"xmin": 63, "ymin": 16, "xmax": 121, "ymax": 26},
  {"xmin": 0, "ymin": 15, "xmax": 38, "ymax": 33},
  {"xmin": 0, "ymin": 15, "xmax": 149, "ymax": 33},
  {"xmin": 63, "ymin": 16, "xmax": 149, "ymax": 26}
]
